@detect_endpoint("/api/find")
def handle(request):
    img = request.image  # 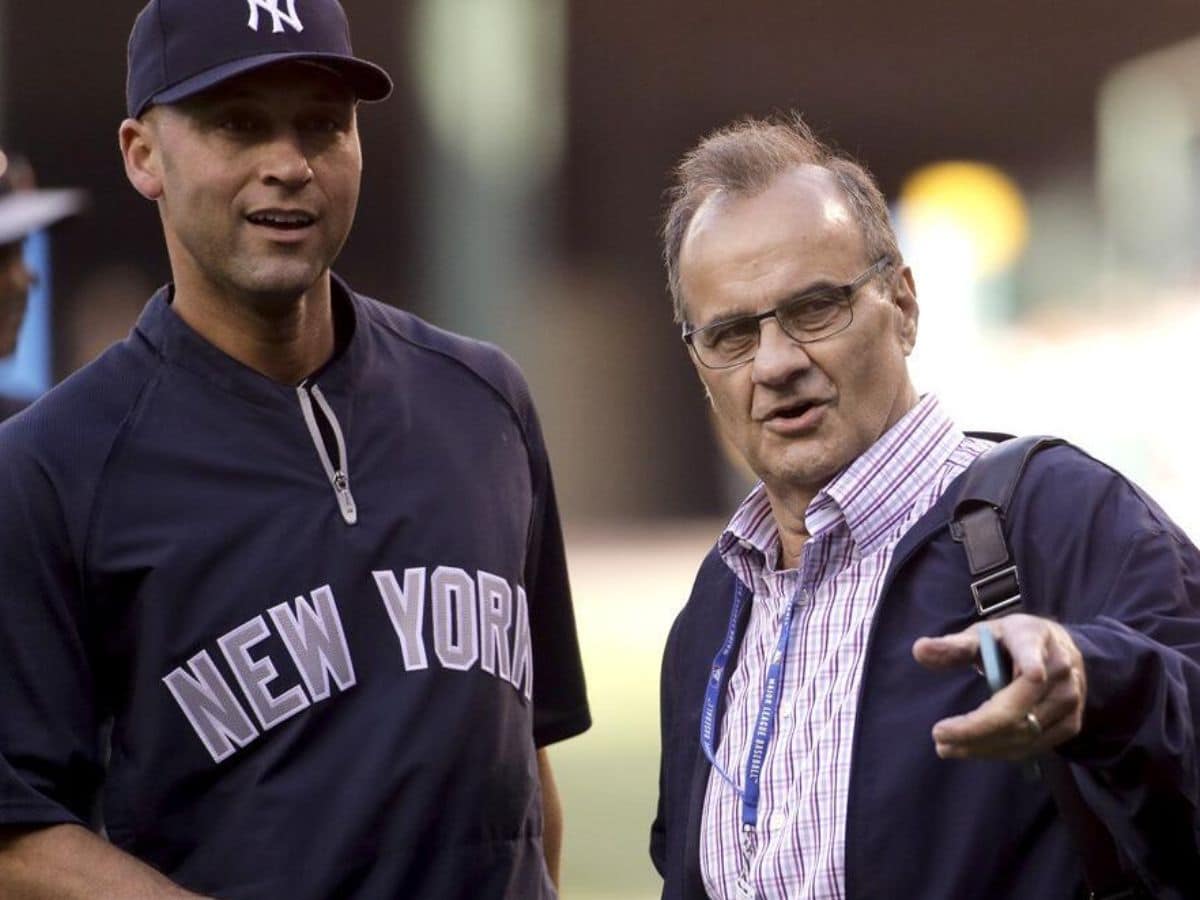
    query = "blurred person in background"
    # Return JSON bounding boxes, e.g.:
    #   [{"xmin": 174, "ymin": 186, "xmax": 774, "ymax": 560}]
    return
[
  {"xmin": 0, "ymin": 1, "xmax": 588, "ymax": 898},
  {"xmin": 651, "ymin": 113, "xmax": 1199, "ymax": 899},
  {"xmin": 0, "ymin": 149, "xmax": 84, "ymax": 421}
]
